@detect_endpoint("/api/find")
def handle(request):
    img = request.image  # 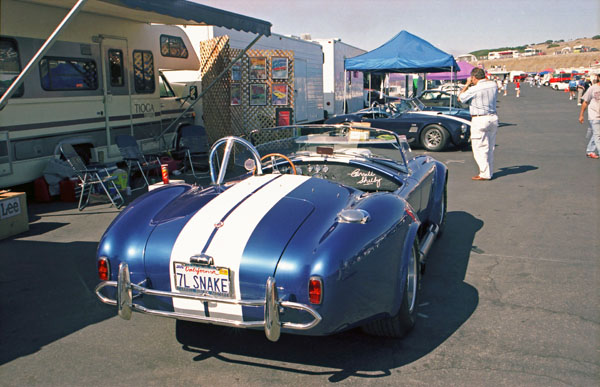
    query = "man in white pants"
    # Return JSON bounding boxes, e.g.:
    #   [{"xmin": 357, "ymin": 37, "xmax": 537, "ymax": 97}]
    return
[{"xmin": 458, "ymin": 68, "xmax": 499, "ymax": 180}]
